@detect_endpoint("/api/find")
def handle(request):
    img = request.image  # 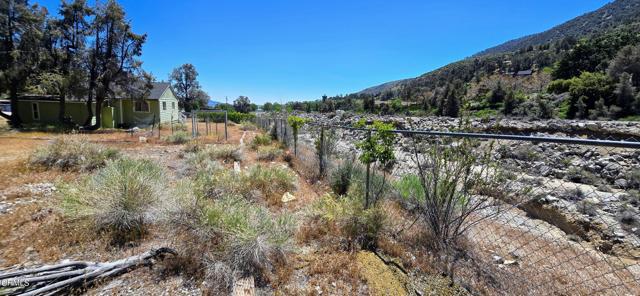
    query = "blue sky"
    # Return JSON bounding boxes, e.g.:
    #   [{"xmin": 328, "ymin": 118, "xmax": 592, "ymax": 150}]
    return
[{"xmin": 35, "ymin": 0, "xmax": 610, "ymax": 104}]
